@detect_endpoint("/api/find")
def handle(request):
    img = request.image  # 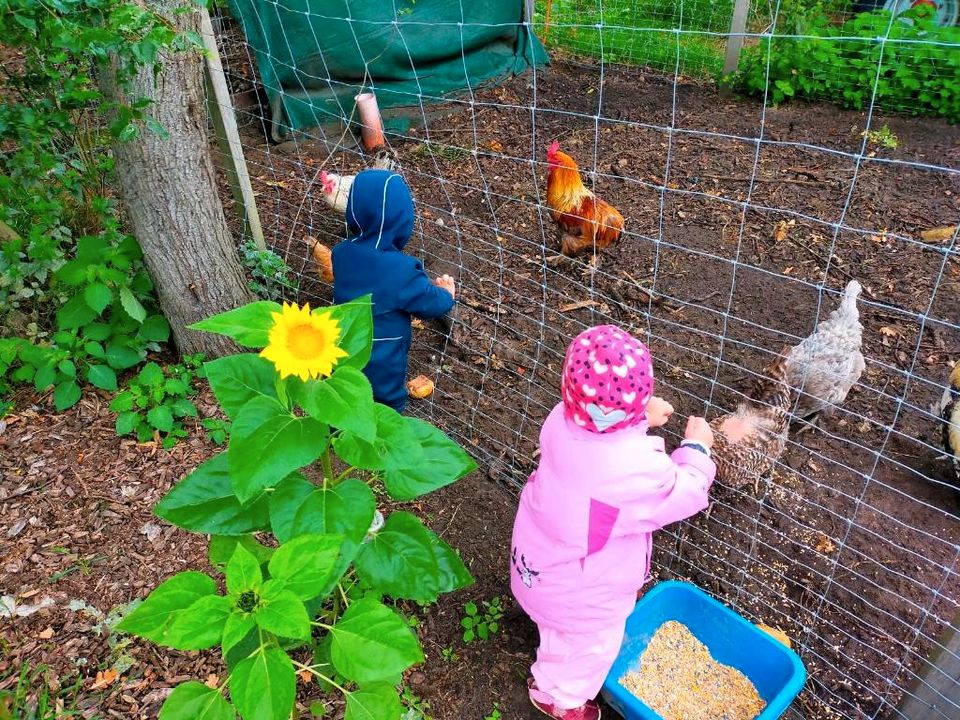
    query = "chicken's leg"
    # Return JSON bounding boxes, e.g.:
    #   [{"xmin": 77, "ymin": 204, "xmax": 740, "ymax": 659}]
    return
[{"xmin": 795, "ymin": 406, "xmax": 832, "ymax": 436}]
